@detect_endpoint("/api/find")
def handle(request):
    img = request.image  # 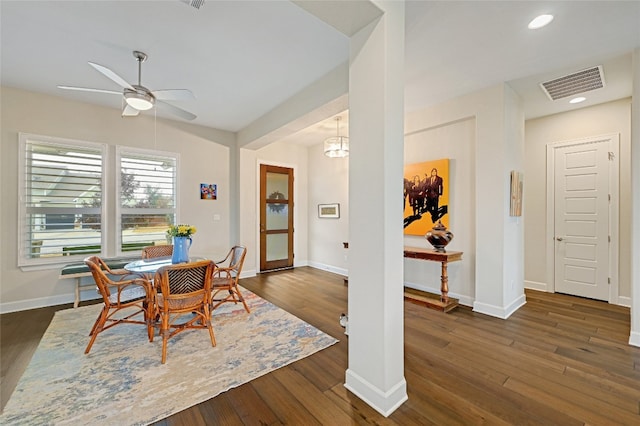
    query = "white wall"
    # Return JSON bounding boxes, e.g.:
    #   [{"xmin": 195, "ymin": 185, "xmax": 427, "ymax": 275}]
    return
[
  {"xmin": 304, "ymin": 84, "xmax": 526, "ymax": 313},
  {"xmin": 524, "ymin": 98, "xmax": 632, "ymax": 303},
  {"xmin": 403, "ymin": 117, "xmax": 476, "ymax": 304},
  {"xmin": 502, "ymin": 85, "xmax": 526, "ymax": 310},
  {"xmin": 405, "ymin": 84, "xmax": 525, "ymax": 317},
  {"xmin": 0, "ymin": 87, "xmax": 235, "ymax": 312},
  {"xmin": 307, "ymin": 143, "xmax": 349, "ymax": 276},
  {"xmin": 239, "ymin": 141, "xmax": 309, "ymax": 275}
]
